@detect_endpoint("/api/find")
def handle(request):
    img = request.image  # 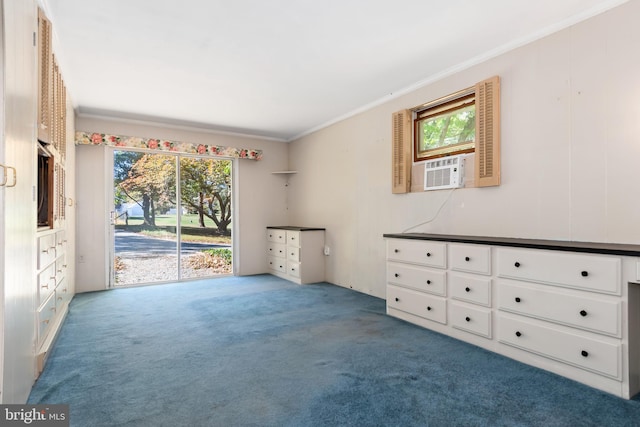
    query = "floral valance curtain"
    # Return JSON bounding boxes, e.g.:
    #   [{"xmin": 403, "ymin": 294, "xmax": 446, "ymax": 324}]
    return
[{"xmin": 75, "ymin": 131, "xmax": 263, "ymax": 160}]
